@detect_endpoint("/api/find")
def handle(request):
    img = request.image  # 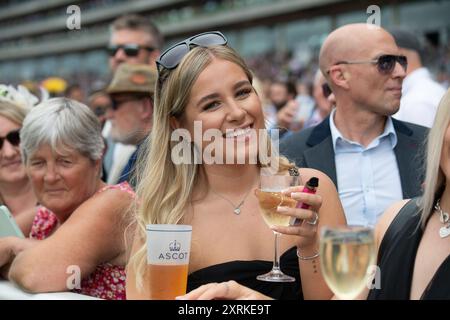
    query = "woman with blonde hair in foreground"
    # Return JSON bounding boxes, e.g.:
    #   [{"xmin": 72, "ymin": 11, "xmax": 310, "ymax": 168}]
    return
[{"xmin": 126, "ymin": 31, "xmax": 346, "ymax": 300}]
